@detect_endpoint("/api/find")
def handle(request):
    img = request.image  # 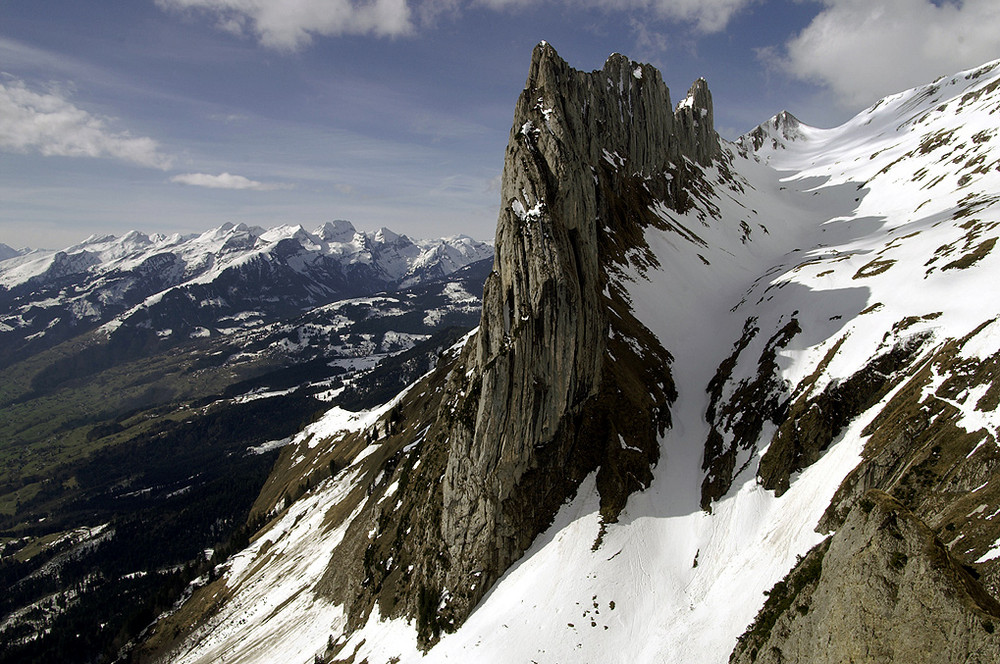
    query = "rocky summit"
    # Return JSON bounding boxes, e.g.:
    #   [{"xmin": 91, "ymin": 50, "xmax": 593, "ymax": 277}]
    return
[{"xmin": 133, "ymin": 45, "xmax": 1000, "ymax": 664}]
